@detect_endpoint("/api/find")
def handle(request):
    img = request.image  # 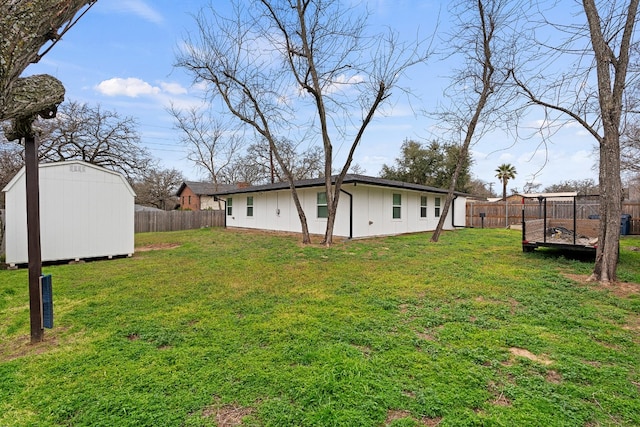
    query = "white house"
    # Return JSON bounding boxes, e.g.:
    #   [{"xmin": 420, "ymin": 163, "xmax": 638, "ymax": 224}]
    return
[
  {"xmin": 2, "ymin": 160, "xmax": 135, "ymax": 266},
  {"xmin": 214, "ymin": 175, "xmax": 467, "ymax": 239}
]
